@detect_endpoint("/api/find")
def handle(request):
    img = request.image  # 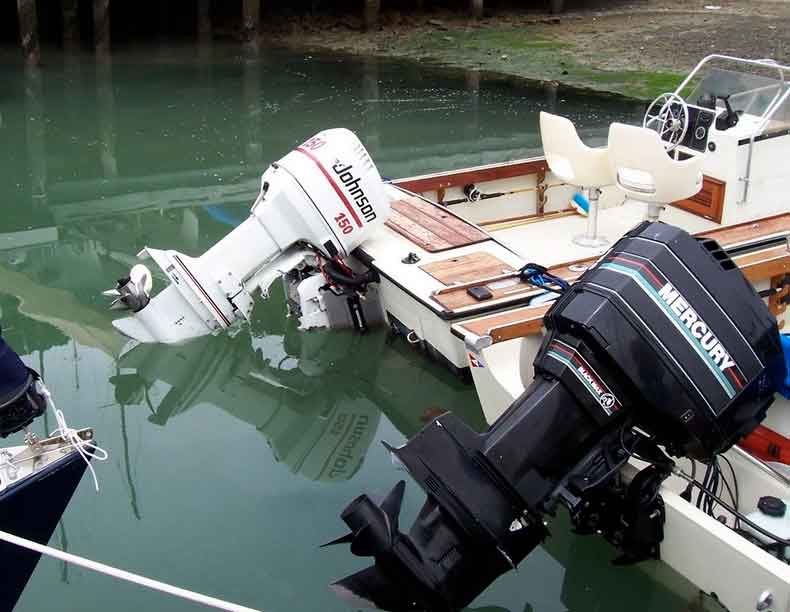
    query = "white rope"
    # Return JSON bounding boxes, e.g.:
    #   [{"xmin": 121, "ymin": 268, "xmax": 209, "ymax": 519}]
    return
[
  {"xmin": 0, "ymin": 529, "xmax": 262, "ymax": 612},
  {"xmin": 38, "ymin": 382, "xmax": 108, "ymax": 492},
  {"xmin": 0, "ymin": 449, "xmax": 18, "ymax": 479}
]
